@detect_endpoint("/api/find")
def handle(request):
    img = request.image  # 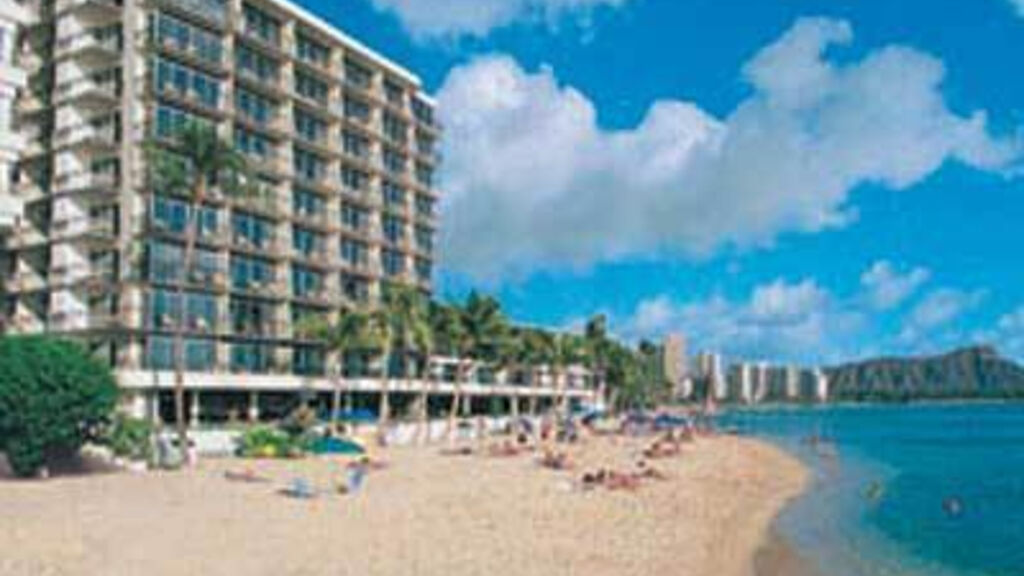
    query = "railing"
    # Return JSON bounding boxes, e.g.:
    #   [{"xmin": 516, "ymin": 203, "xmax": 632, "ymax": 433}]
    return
[
  {"xmin": 154, "ymin": 0, "xmax": 227, "ymax": 27},
  {"xmin": 50, "ymin": 214, "xmax": 117, "ymax": 240},
  {"xmin": 55, "ymin": 30, "xmax": 122, "ymax": 57},
  {"xmin": 54, "ymin": 122, "xmax": 119, "ymax": 148},
  {"xmin": 56, "ymin": 0, "xmax": 122, "ymax": 13},
  {"xmin": 156, "ymin": 34, "xmax": 224, "ymax": 68},
  {"xmin": 54, "ymin": 76, "xmax": 121, "ymax": 102},
  {"xmin": 54, "ymin": 170, "xmax": 118, "ymax": 191}
]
